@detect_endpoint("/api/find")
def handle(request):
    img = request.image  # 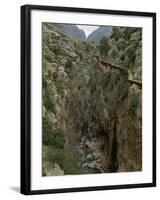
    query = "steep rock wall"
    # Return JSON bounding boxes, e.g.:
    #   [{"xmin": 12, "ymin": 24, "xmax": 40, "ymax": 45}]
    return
[{"xmin": 89, "ymin": 63, "xmax": 142, "ymax": 172}]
